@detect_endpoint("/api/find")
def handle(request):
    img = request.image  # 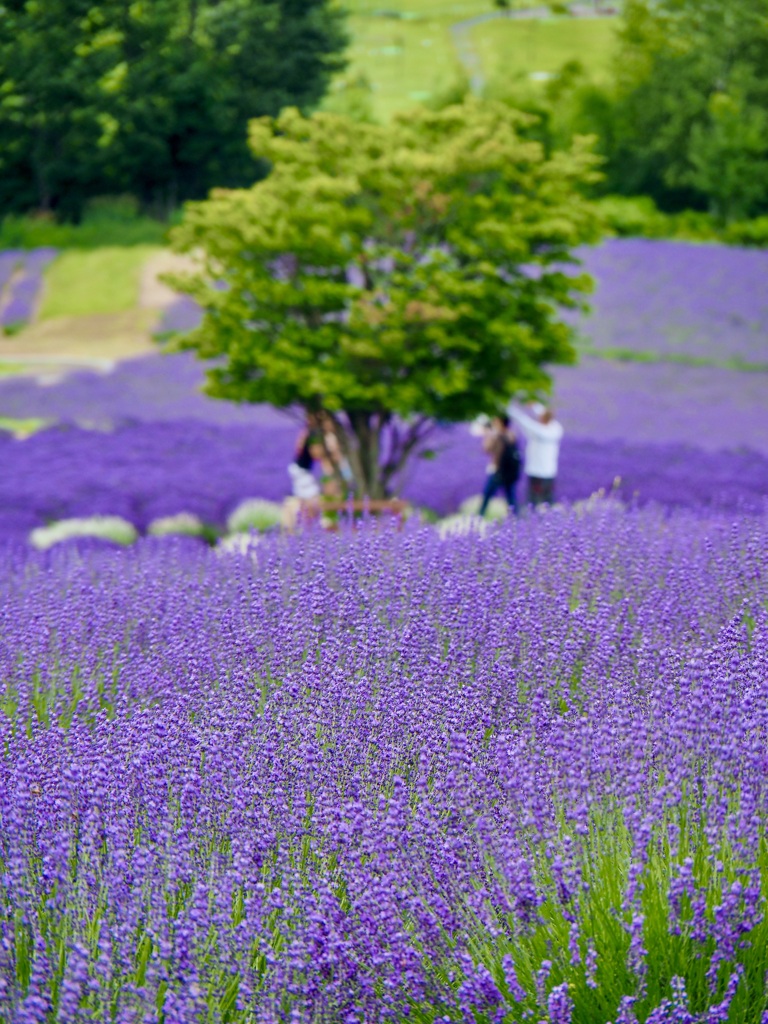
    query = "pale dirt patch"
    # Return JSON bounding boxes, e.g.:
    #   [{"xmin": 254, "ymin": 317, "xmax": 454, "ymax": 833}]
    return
[
  {"xmin": 0, "ymin": 360, "xmax": 113, "ymax": 384},
  {"xmin": 140, "ymin": 250, "xmax": 198, "ymax": 310},
  {"xmin": 0, "ymin": 309, "xmax": 159, "ymax": 368},
  {"xmin": 0, "ymin": 266, "xmax": 26, "ymax": 319}
]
